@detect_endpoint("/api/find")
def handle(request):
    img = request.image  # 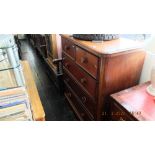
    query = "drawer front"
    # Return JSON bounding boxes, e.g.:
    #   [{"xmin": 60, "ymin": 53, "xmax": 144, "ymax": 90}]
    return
[
  {"xmin": 63, "ymin": 55, "xmax": 97, "ymax": 98},
  {"xmin": 62, "ymin": 38, "xmax": 75, "ymax": 59},
  {"xmin": 76, "ymin": 46, "xmax": 99, "ymax": 79},
  {"xmin": 65, "ymin": 84, "xmax": 92, "ymax": 121},
  {"xmin": 110, "ymin": 102, "xmax": 134, "ymax": 121},
  {"xmin": 64, "ymin": 71, "xmax": 96, "ymax": 118}
]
